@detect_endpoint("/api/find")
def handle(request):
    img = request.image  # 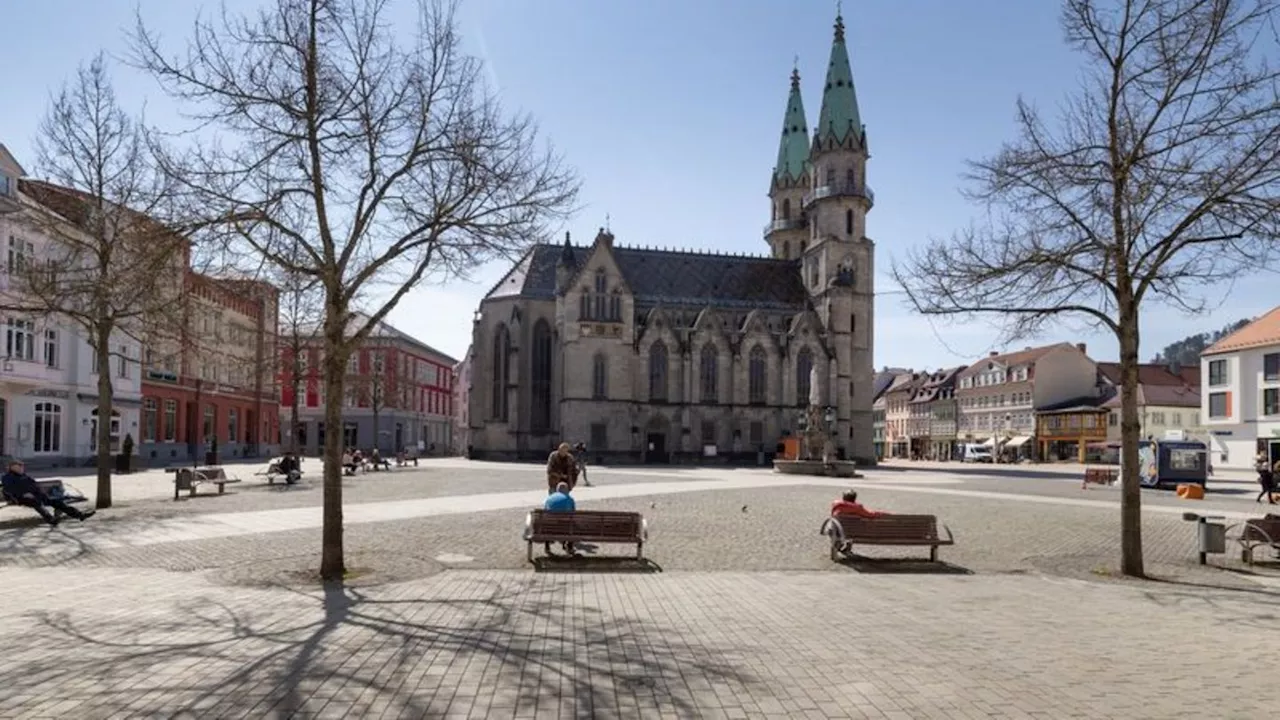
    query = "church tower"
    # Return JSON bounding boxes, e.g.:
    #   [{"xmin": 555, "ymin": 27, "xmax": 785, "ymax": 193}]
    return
[
  {"xmin": 802, "ymin": 12, "xmax": 876, "ymax": 461},
  {"xmin": 765, "ymin": 66, "xmax": 810, "ymax": 261}
]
